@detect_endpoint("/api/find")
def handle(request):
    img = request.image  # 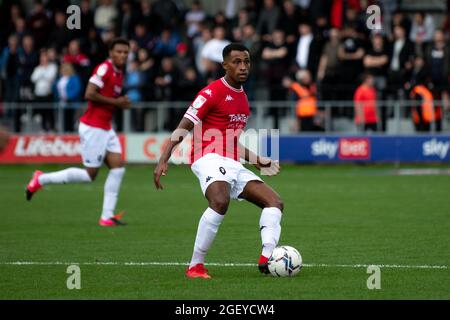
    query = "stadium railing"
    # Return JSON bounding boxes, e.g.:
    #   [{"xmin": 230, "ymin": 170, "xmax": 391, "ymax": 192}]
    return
[{"xmin": 1, "ymin": 100, "xmax": 449, "ymax": 134}]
